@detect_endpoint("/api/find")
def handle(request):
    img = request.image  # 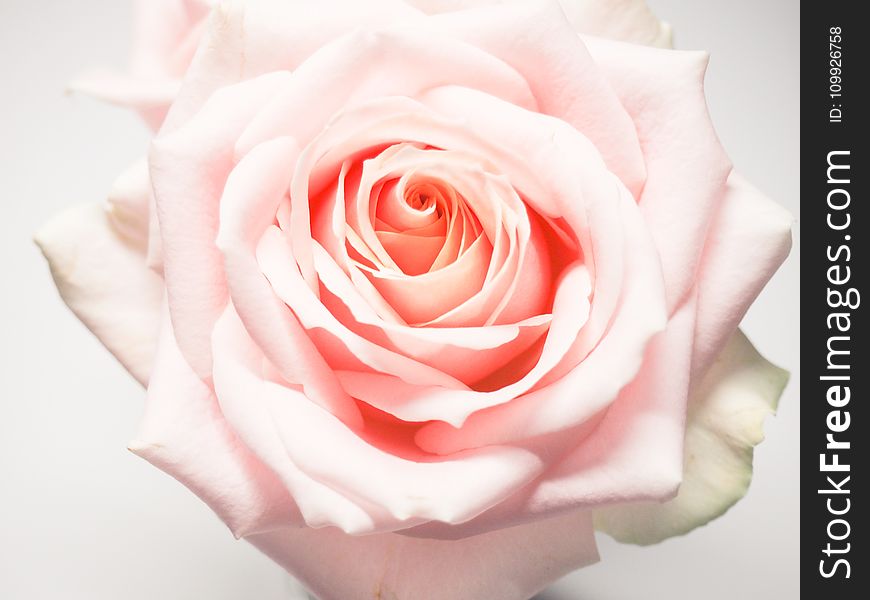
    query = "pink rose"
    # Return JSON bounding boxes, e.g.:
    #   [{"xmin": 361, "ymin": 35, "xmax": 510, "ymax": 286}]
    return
[{"xmin": 38, "ymin": 1, "xmax": 792, "ymax": 599}]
